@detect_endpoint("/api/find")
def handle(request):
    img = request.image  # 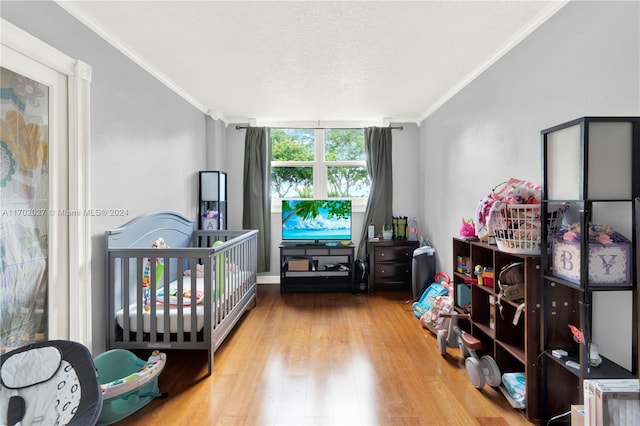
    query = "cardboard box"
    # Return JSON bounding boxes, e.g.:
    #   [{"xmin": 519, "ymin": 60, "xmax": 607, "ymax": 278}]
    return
[
  {"xmin": 583, "ymin": 379, "xmax": 640, "ymax": 426},
  {"xmin": 571, "ymin": 405, "xmax": 585, "ymax": 426},
  {"xmin": 288, "ymin": 258, "xmax": 309, "ymax": 271},
  {"xmin": 552, "ymin": 238, "xmax": 631, "ymax": 287},
  {"xmin": 201, "ymin": 218, "xmax": 218, "ymax": 230},
  {"xmin": 482, "ymin": 267, "xmax": 494, "ymax": 286}
]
